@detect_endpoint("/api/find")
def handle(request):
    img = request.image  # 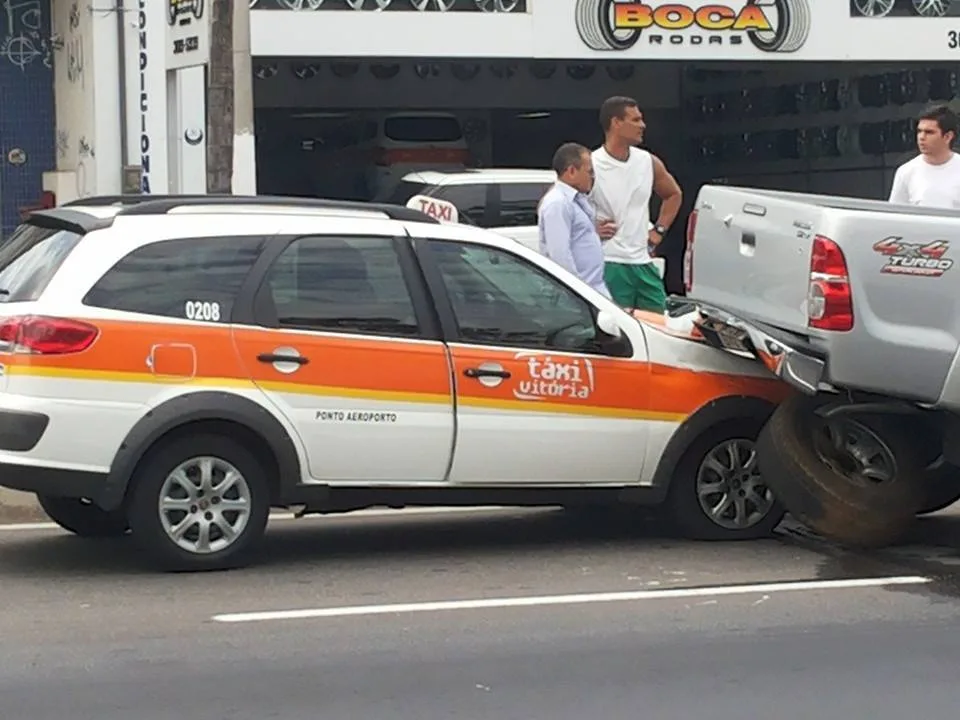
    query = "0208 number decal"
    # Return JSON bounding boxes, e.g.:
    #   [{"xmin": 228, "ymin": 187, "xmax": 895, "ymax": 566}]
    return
[{"xmin": 184, "ymin": 300, "xmax": 222, "ymax": 322}]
